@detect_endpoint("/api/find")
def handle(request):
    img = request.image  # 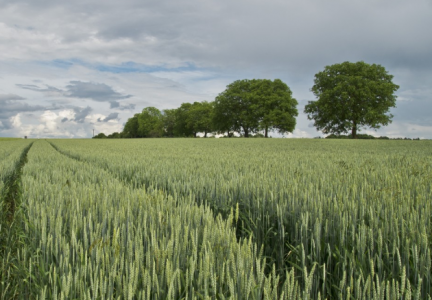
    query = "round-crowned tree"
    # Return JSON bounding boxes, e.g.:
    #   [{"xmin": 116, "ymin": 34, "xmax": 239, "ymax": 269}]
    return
[
  {"xmin": 213, "ymin": 79, "xmax": 298, "ymax": 137},
  {"xmin": 304, "ymin": 61, "xmax": 399, "ymax": 139}
]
